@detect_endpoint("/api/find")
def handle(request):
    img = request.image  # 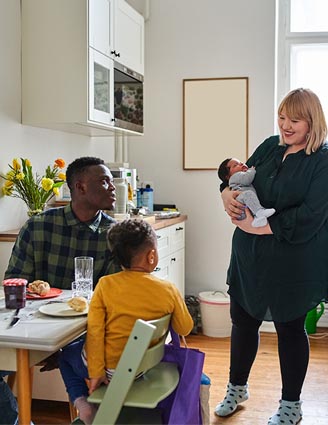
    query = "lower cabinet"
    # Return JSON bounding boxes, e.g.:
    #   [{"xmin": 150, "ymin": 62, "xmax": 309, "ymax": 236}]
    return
[{"xmin": 153, "ymin": 222, "xmax": 185, "ymax": 297}]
